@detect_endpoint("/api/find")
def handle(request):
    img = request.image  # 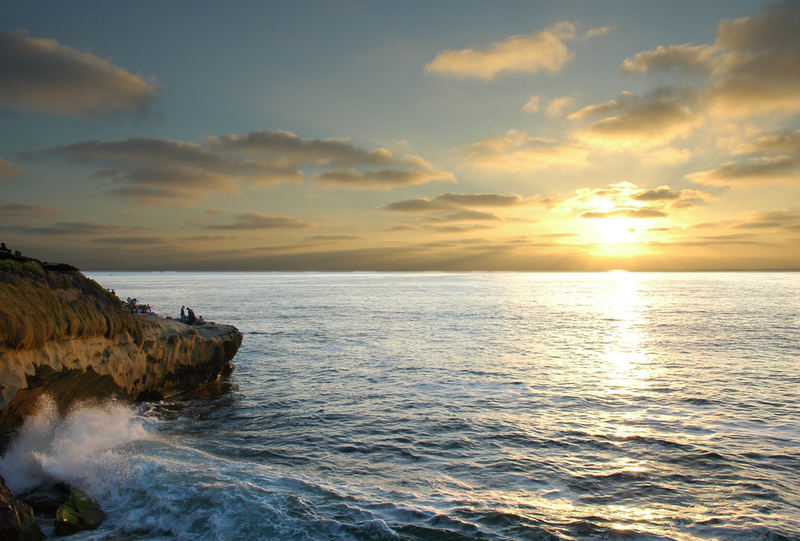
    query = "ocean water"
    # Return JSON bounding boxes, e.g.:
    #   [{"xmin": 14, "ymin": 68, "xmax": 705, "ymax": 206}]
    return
[{"xmin": 2, "ymin": 272, "xmax": 799, "ymax": 540}]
